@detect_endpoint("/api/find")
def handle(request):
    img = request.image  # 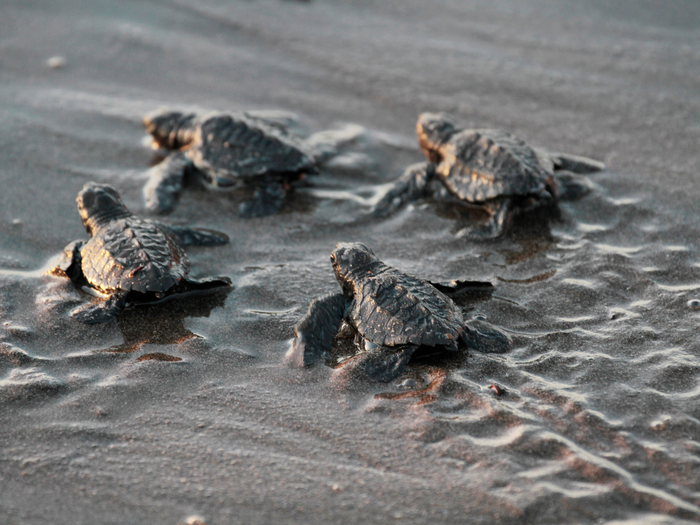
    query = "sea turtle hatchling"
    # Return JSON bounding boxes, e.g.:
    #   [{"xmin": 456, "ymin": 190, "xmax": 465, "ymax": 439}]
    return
[
  {"xmin": 373, "ymin": 112, "xmax": 605, "ymax": 238},
  {"xmin": 290, "ymin": 242, "xmax": 511, "ymax": 382},
  {"xmin": 49, "ymin": 182, "xmax": 231, "ymax": 324},
  {"xmin": 143, "ymin": 110, "xmax": 320, "ymax": 217}
]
